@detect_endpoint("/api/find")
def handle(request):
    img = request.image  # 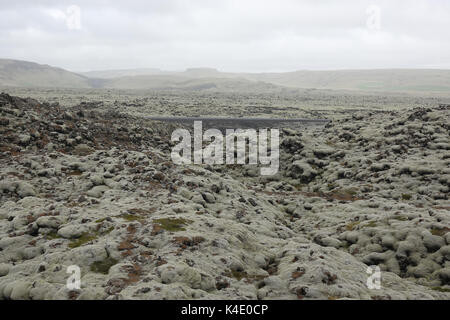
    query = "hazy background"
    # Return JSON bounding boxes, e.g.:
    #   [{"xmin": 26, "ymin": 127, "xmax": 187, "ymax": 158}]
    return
[{"xmin": 1, "ymin": 0, "xmax": 450, "ymax": 72}]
